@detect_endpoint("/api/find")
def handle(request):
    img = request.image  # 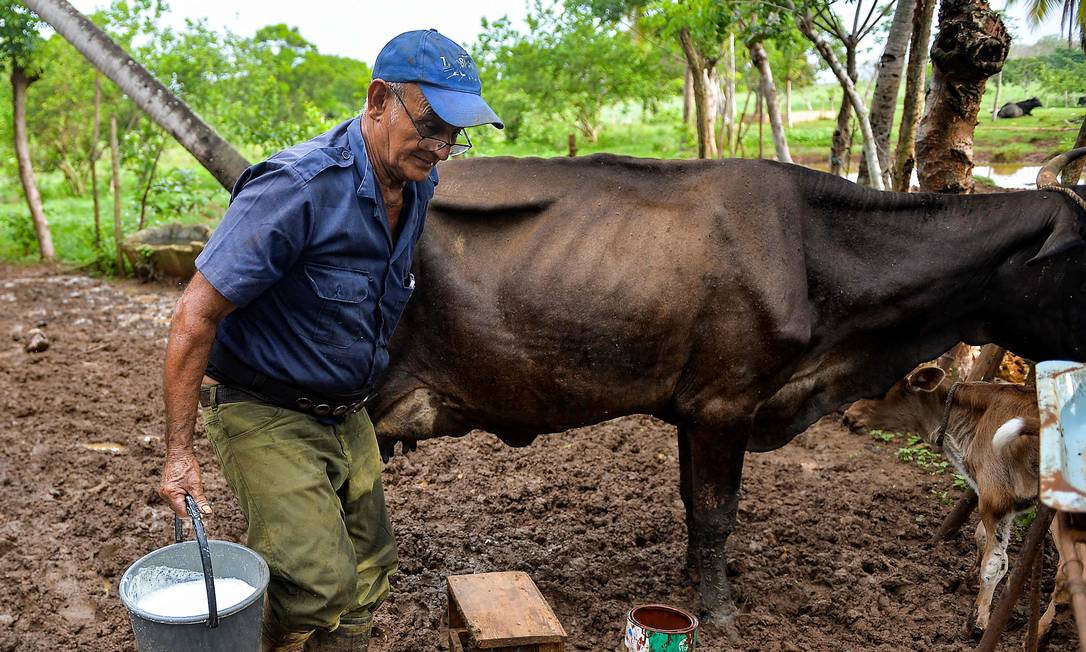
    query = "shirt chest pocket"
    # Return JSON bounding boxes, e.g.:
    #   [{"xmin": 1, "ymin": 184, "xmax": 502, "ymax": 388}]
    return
[{"xmin": 304, "ymin": 263, "xmax": 374, "ymax": 348}]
